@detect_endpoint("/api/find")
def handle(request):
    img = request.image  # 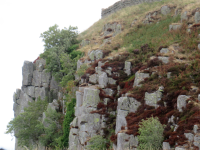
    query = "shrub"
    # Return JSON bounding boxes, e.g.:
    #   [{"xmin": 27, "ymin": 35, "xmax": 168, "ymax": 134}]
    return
[
  {"xmin": 60, "ymin": 98, "xmax": 76, "ymax": 148},
  {"xmin": 77, "ymin": 64, "xmax": 89, "ymax": 77},
  {"xmin": 138, "ymin": 116, "xmax": 165, "ymax": 150},
  {"xmin": 85, "ymin": 135, "xmax": 107, "ymax": 150}
]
